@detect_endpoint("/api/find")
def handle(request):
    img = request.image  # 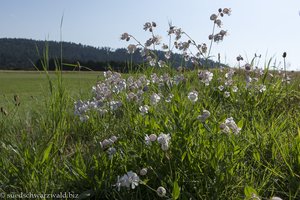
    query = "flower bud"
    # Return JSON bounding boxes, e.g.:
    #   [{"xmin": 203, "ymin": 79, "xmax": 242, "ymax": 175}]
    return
[
  {"xmin": 157, "ymin": 186, "xmax": 166, "ymax": 197},
  {"xmin": 140, "ymin": 168, "xmax": 148, "ymax": 176},
  {"xmin": 210, "ymin": 14, "xmax": 218, "ymax": 21}
]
